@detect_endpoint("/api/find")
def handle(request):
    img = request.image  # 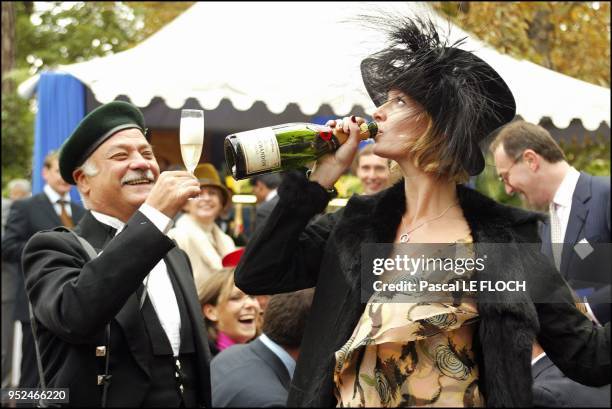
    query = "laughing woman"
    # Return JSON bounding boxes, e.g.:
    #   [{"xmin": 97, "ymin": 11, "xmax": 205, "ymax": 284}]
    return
[
  {"xmin": 234, "ymin": 17, "xmax": 610, "ymax": 407},
  {"xmin": 199, "ymin": 267, "xmax": 260, "ymax": 357}
]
